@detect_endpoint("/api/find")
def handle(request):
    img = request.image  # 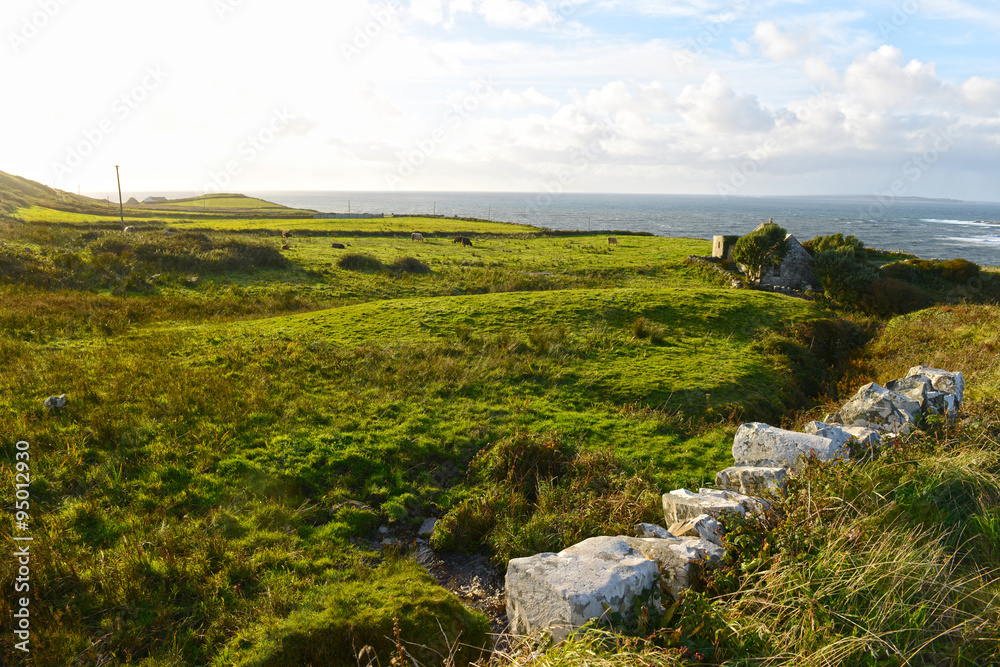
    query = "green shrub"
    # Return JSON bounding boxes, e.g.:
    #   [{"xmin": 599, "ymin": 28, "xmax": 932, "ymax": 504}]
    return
[
  {"xmin": 881, "ymin": 257, "xmax": 982, "ymax": 290},
  {"xmin": 732, "ymin": 224, "xmax": 789, "ymax": 283},
  {"xmin": 813, "ymin": 248, "xmax": 879, "ymax": 306},
  {"xmin": 858, "ymin": 276, "xmax": 933, "ymax": 316},
  {"xmin": 390, "ymin": 256, "xmax": 431, "ymax": 274},
  {"xmin": 235, "ymin": 559, "xmax": 490, "ymax": 667},
  {"xmin": 802, "ymin": 233, "xmax": 865, "ymax": 257},
  {"xmin": 337, "ymin": 253, "xmax": 385, "ymax": 272},
  {"xmin": 631, "ymin": 317, "xmax": 667, "ymax": 345}
]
